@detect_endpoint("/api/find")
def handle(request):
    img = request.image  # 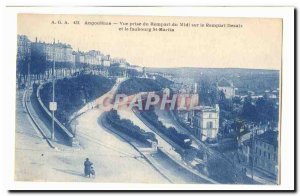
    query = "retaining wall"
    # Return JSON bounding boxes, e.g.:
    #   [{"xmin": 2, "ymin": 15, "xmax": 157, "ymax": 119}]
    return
[{"xmin": 34, "ymin": 83, "xmax": 79, "ymax": 147}]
